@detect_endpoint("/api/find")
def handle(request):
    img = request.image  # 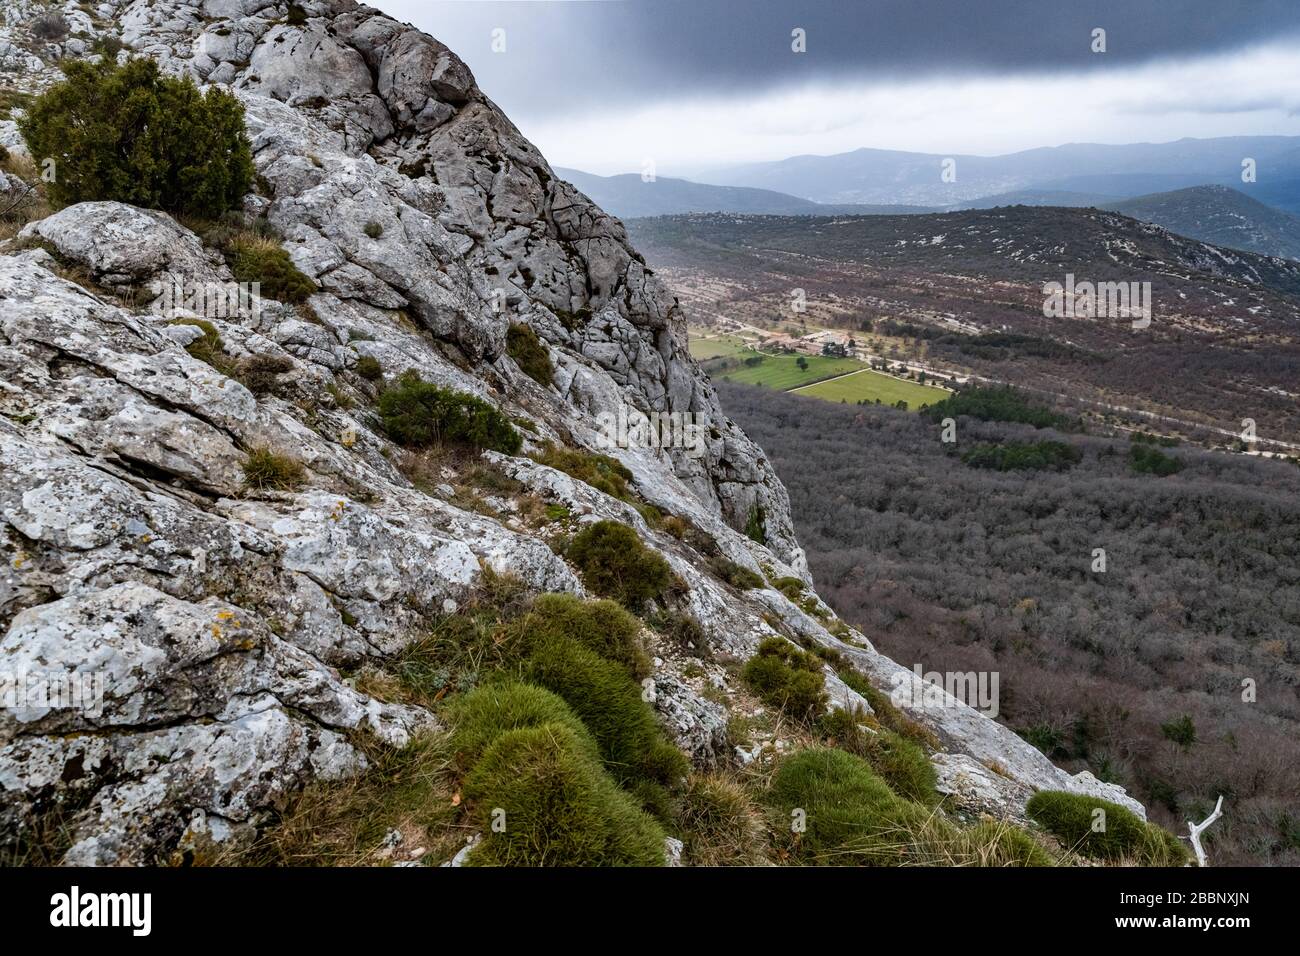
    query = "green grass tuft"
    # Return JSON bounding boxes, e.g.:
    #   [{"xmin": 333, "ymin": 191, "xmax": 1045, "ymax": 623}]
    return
[
  {"xmin": 1026, "ymin": 791, "xmax": 1189, "ymax": 865},
  {"xmin": 506, "ymin": 322, "xmax": 554, "ymax": 387},
  {"xmin": 242, "ymin": 446, "xmax": 305, "ymax": 491},
  {"xmin": 675, "ymin": 774, "xmax": 770, "ymax": 866},
  {"xmin": 464, "ymin": 722, "xmax": 666, "ymax": 866}
]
